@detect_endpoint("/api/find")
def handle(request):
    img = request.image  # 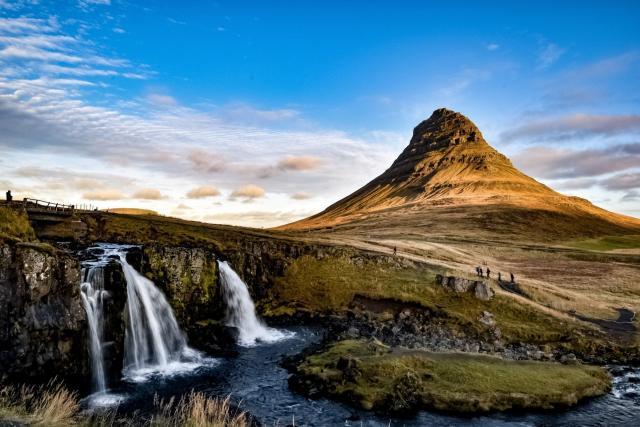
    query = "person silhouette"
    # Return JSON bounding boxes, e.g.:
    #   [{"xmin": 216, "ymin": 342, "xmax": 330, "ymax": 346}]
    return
[
  {"xmin": 510, "ymin": 272, "xmax": 515, "ymax": 283},
  {"xmin": 498, "ymin": 272, "xmax": 502, "ymax": 282},
  {"xmin": 486, "ymin": 268, "xmax": 491, "ymax": 278}
]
